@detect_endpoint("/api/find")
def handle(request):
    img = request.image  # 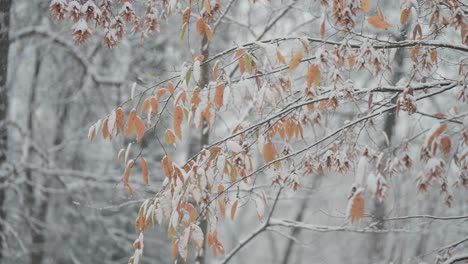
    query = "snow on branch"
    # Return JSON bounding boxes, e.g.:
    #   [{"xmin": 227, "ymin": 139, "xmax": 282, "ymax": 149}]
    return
[{"xmin": 11, "ymin": 26, "xmax": 123, "ymax": 86}]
